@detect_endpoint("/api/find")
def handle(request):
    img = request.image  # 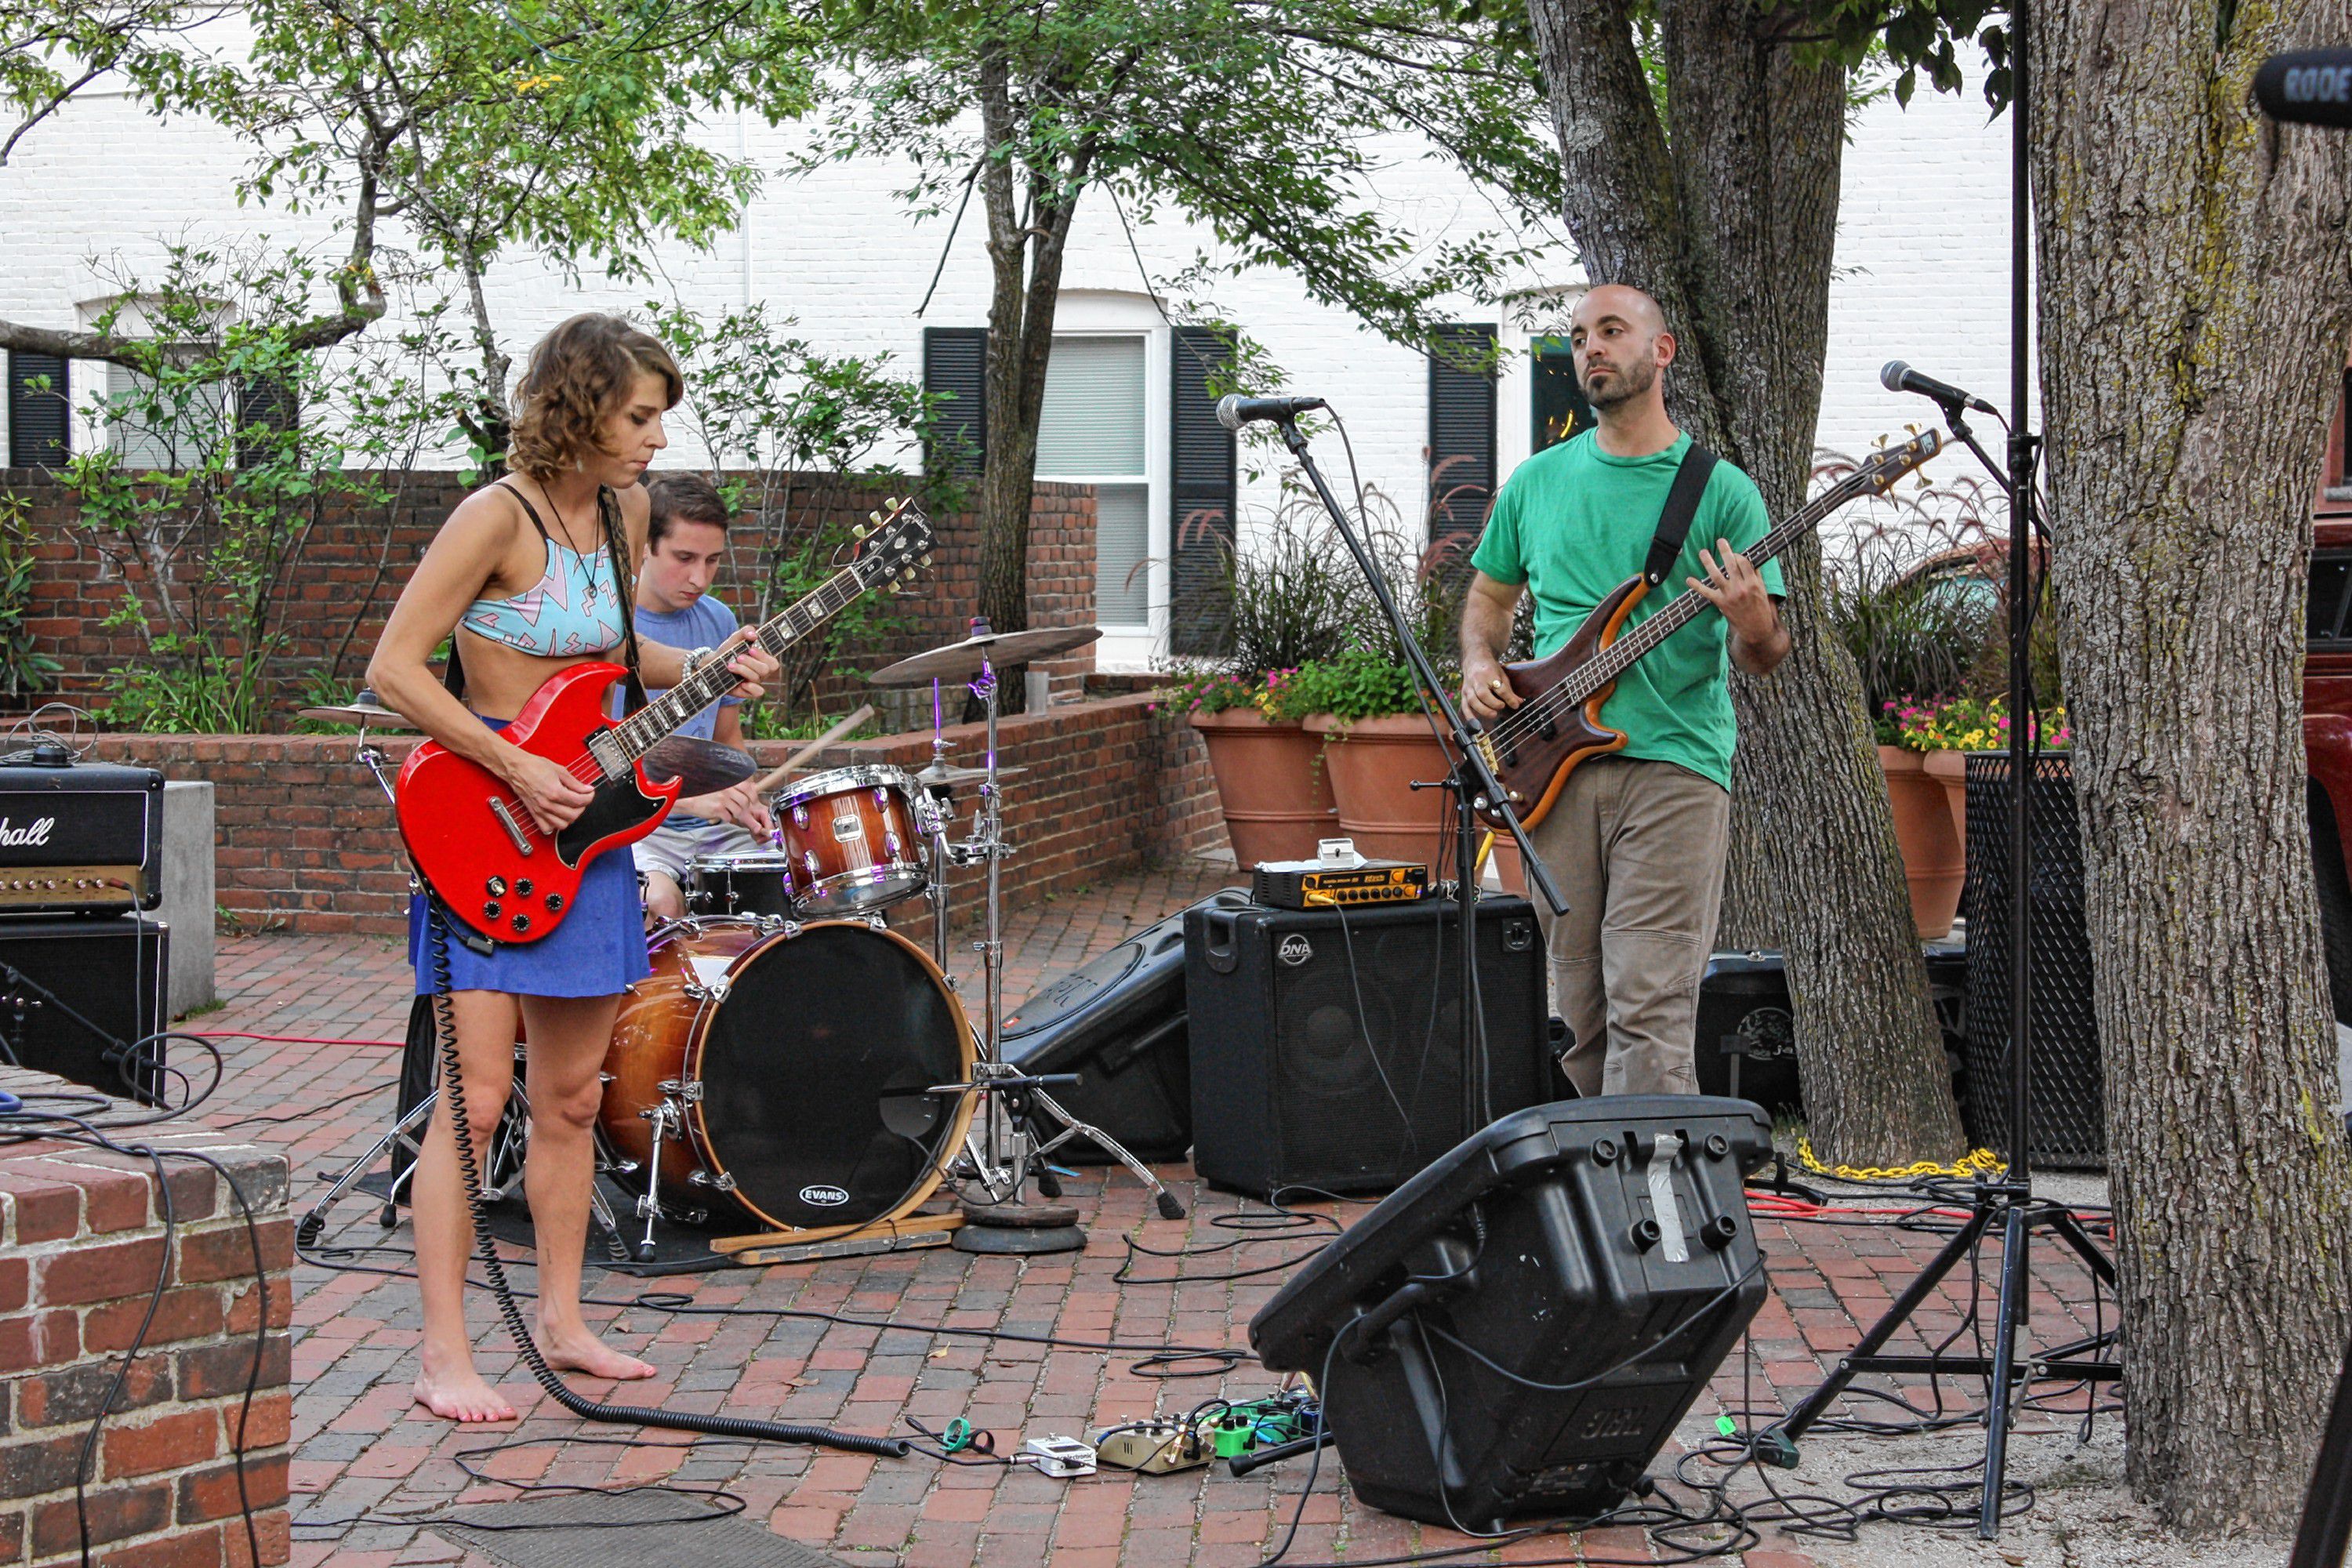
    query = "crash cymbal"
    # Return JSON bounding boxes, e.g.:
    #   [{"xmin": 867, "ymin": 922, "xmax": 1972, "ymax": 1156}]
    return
[
  {"xmin": 911, "ymin": 760, "xmax": 1029, "ymax": 789},
  {"xmin": 296, "ymin": 690, "xmax": 415, "ymax": 729},
  {"xmin": 642, "ymin": 735, "xmax": 757, "ymax": 797},
  {"xmin": 868, "ymin": 623, "xmax": 1102, "ymax": 688}
]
